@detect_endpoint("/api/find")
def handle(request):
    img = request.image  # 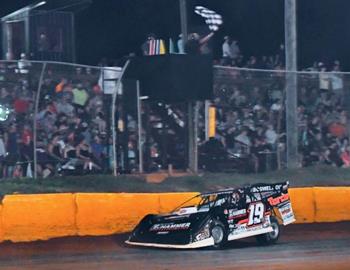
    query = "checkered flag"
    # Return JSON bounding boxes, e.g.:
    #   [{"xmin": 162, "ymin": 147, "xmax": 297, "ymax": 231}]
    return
[{"xmin": 194, "ymin": 6, "xmax": 223, "ymax": 32}]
